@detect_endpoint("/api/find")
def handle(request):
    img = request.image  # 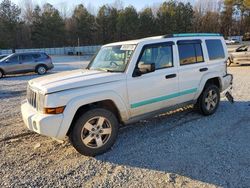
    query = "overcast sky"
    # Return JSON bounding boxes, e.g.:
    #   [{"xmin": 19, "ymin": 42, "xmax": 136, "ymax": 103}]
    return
[{"xmin": 11, "ymin": 0, "xmax": 196, "ymax": 12}]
